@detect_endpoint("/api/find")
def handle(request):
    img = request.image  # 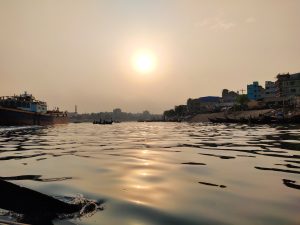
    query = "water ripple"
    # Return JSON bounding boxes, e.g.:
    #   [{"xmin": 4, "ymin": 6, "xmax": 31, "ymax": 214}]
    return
[{"xmin": 0, "ymin": 122, "xmax": 299, "ymax": 225}]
